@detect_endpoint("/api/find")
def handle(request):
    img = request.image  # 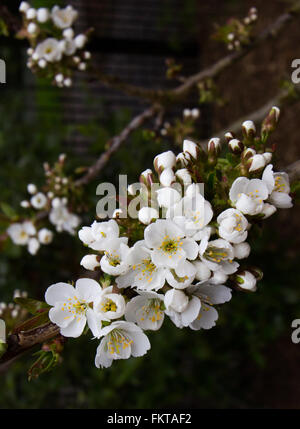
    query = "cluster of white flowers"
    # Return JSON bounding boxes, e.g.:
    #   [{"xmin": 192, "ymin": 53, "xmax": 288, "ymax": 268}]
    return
[
  {"xmin": 45, "ymin": 107, "xmax": 293, "ymax": 369},
  {"xmin": 226, "ymin": 7, "xmax": 258, "ymax": 51},
  {"xmin": 6, "ymin": 157, "xmax": 81, "ymax": 254},
  {"xmin": 43, "ymin": 106, "xmax": 294, "ymax": 368},
  {"xmin": 19, "ymin": 2, "xmax": 91, "ymax": 87},
  {"xmin": 7, "ymin": 220, "xmax": 53, "ymax": 255}
]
